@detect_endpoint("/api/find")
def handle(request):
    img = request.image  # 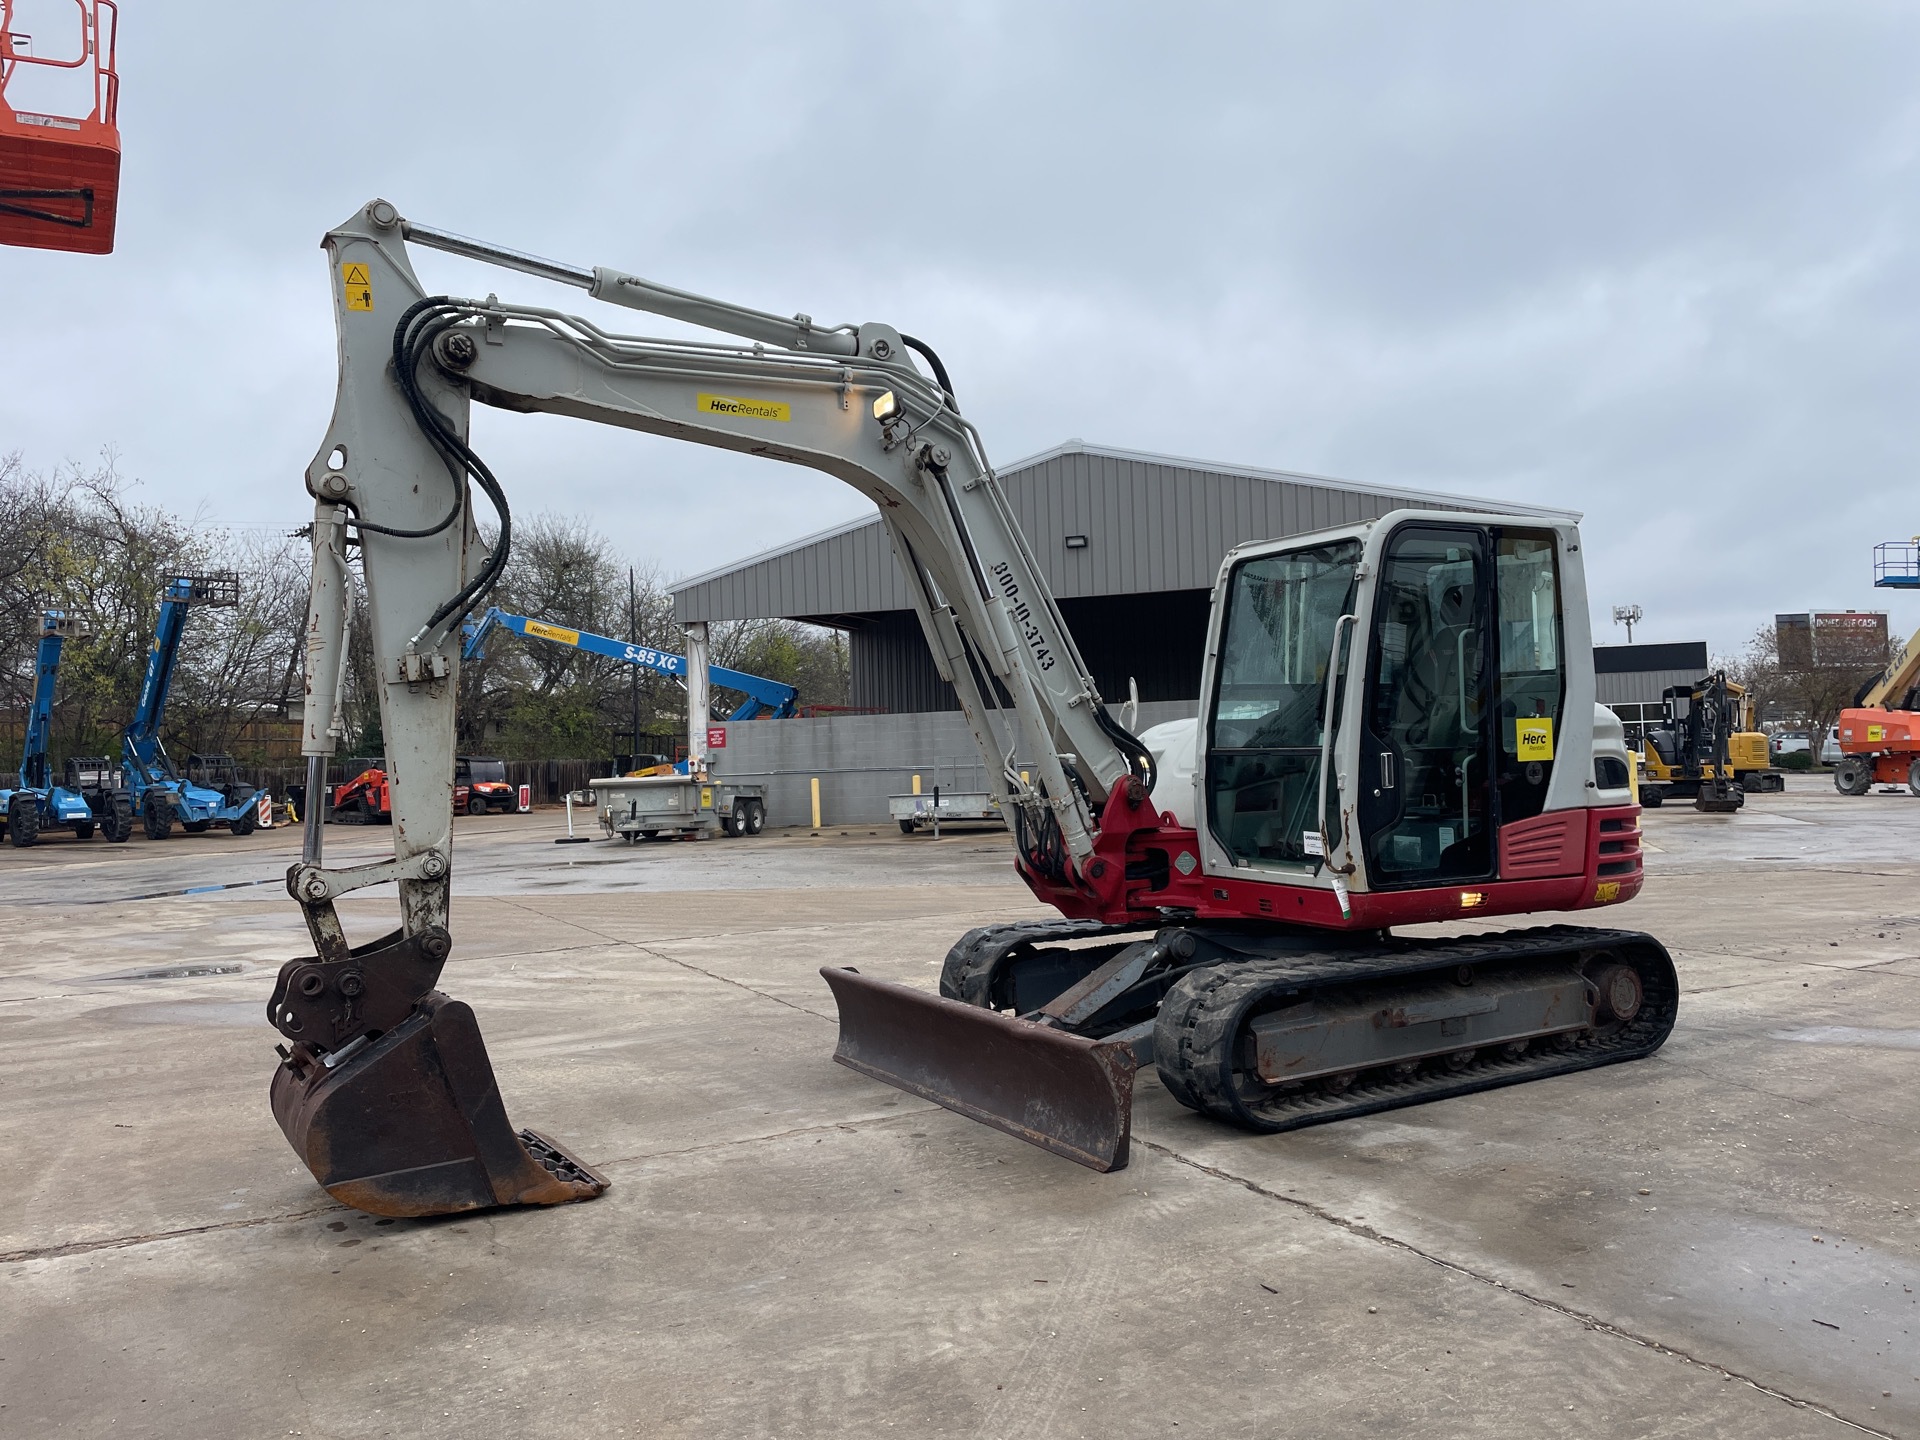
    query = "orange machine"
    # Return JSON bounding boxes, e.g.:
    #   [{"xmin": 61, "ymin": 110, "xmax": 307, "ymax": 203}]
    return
[
  {"xmin": 1833, "ymin": 610, "xmax": 1920, "ymax": 796},
  {"xmin": 0, "ymin": 0, "xmax": 120, "ymax": 254}
]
